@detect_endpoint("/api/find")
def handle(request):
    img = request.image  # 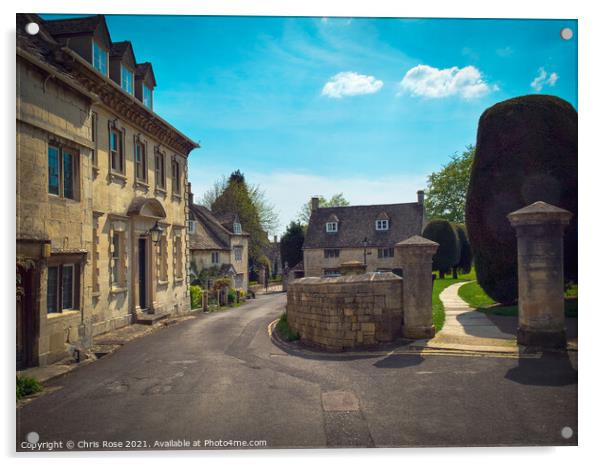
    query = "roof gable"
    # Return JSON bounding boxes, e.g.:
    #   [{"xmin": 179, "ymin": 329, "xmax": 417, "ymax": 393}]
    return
[
  {"xmin": 135, "ymin": 62, "xmax": 157, "ymax": 88},
  {"xmin": 304, "ymin": 202, "xmax": 424, "ymax": 249},
  {"xmin": 110, "ymin": 41, "xmax": 136, "ymax": 69},
  {"xmin": 44, "ymin": 14, "xmax": 112, "ymax": 48}
]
